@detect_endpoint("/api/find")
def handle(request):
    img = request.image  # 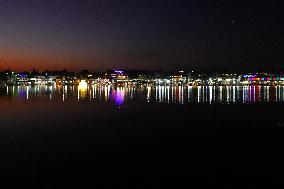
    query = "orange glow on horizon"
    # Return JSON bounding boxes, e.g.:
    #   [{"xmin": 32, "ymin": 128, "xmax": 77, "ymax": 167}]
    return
[{"xmin": 0, "ymin": 50, "xmax": 84, "ymax": 71}]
